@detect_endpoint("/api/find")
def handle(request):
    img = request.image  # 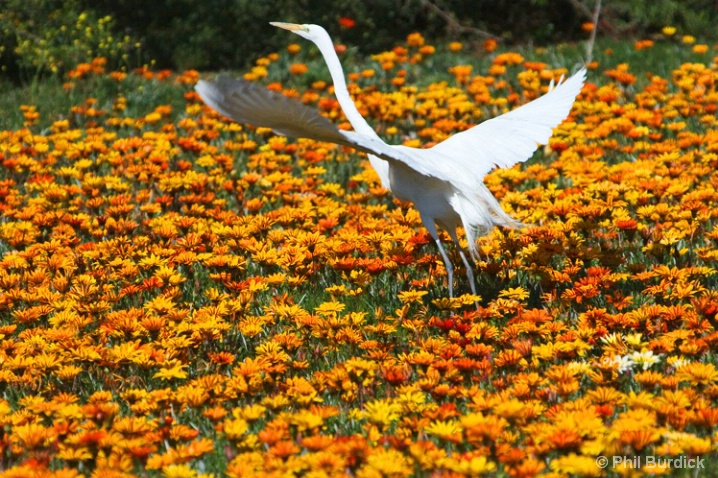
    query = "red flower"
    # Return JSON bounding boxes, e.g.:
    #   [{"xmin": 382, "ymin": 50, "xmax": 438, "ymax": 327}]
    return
[{"xmin": 339, "ymin": 17, "xmax": 356, "ymax": 28}]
